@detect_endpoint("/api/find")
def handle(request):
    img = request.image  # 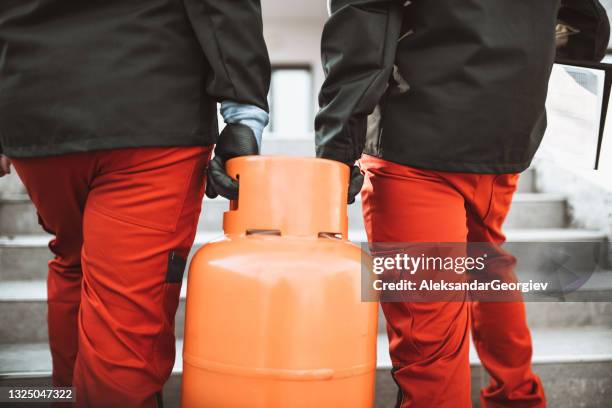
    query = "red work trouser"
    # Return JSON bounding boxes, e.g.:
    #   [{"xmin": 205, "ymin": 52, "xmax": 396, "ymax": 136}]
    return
[
  {"xmin": 11, "ymin": 146, "xmax": 212, "ymax": 408},
  {"xmin": 360, "ymin": 154, "xmax": 545, "ymax": 408}
]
